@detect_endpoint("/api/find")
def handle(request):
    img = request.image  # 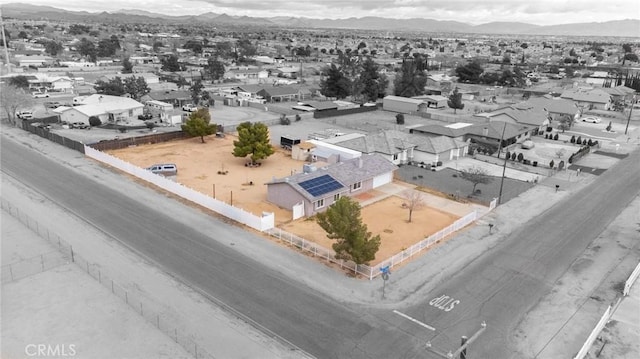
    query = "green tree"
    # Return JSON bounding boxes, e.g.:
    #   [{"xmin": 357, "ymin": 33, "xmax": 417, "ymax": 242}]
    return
[
  {"xmin": 455, "ymin": 60, "xmax": 484, "ymax": 83},
  {"xmin": 181, "ymin": 108, "xmax": 216, "ymax": 143},
  {"xmin": 205, "ymin": 57, "xmax": 226, "ymax": 82},
  {"xmin": 316, "ymin": 197, "xmax": 381, "ymax": 265},
  {"xmin": 320, "ymin": 64, "xmax": 351, "ymax": 99},
  {"xmin": 8, "ymin": 75, "xmax": 30, "ymax": 90},
  {"xmin": 97, "ymin": 38, "xmax": 117, "ymax": 57},
  {"xmin": 459, "ymin": 166, "xmax": 492, "ymax": 194},
  {"xmin": 123, "ymin": 76, "xmax": 150, "ymax": 101},
  {"xmin": 77, "ymin": 38, "xmax": 97, "ymax": 62},
  {"xmin": 232, "ymin": 122, "xmax": 274, "ymax": 165},
  {"xmin": 190, "ymin": 79, "xmax": 204, "ymax": 105},
  {"xmin": 122, "ymin": 56, "xmax": 133, "ymax": 74},
  {"xmin": 94, "ymin": 77, "xmax": 125, "ymax": 96},
  {"xmin": 44, "ymin": 41, "xmax": 63, "ymax": 56},
  {"xmin": 161, "ymin": 54, "xmax": 182, "ymax": 72},
  {"xmin": 557, "ymin": 115, "xmax": 574, "ymax": 132},
  {"xmin": 357, "ymin": 57, "xmax": 388, "ymax": 102},
  {"xmin": 393, "ymin": 57, "xmax": 427, "ymax": 97},
  {"xmin": 447, "ymin": 87, "xmax": 465, "ymax": 114}
]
